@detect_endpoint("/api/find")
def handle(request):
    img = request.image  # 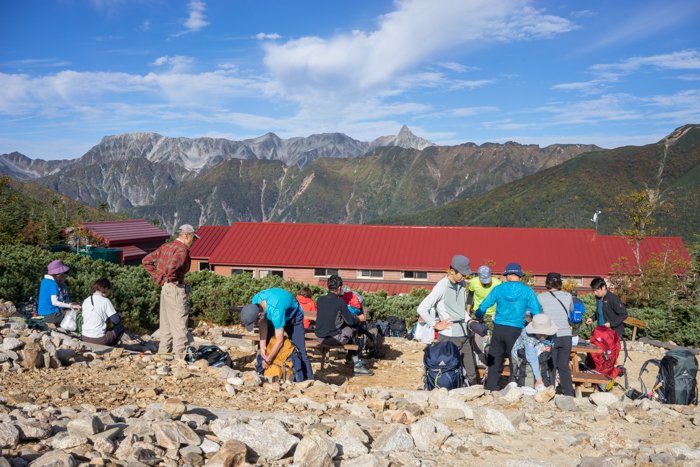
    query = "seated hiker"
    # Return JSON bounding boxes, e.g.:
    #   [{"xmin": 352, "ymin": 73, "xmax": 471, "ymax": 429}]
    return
[
  {"xmin": 296, "ymin": 287, "xmax": 317, "ymax": 330},
  {"xmin": 81, "ymin": 278, "xmax": 125, "ymax": 346},
  {"xmin": 511, "ymin": 313, "xmax": 558, "ymax": 391},
  {"xmin": 315, "ymin": 275, "xmax": 374, "ymax": 376},
  {"xmin": 38, "ymin": 260, "xmax": 81, "ymax": 325},
  {"xmin": 240, "ymin": 288, "xmax": 314, "ymax": 381}
]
